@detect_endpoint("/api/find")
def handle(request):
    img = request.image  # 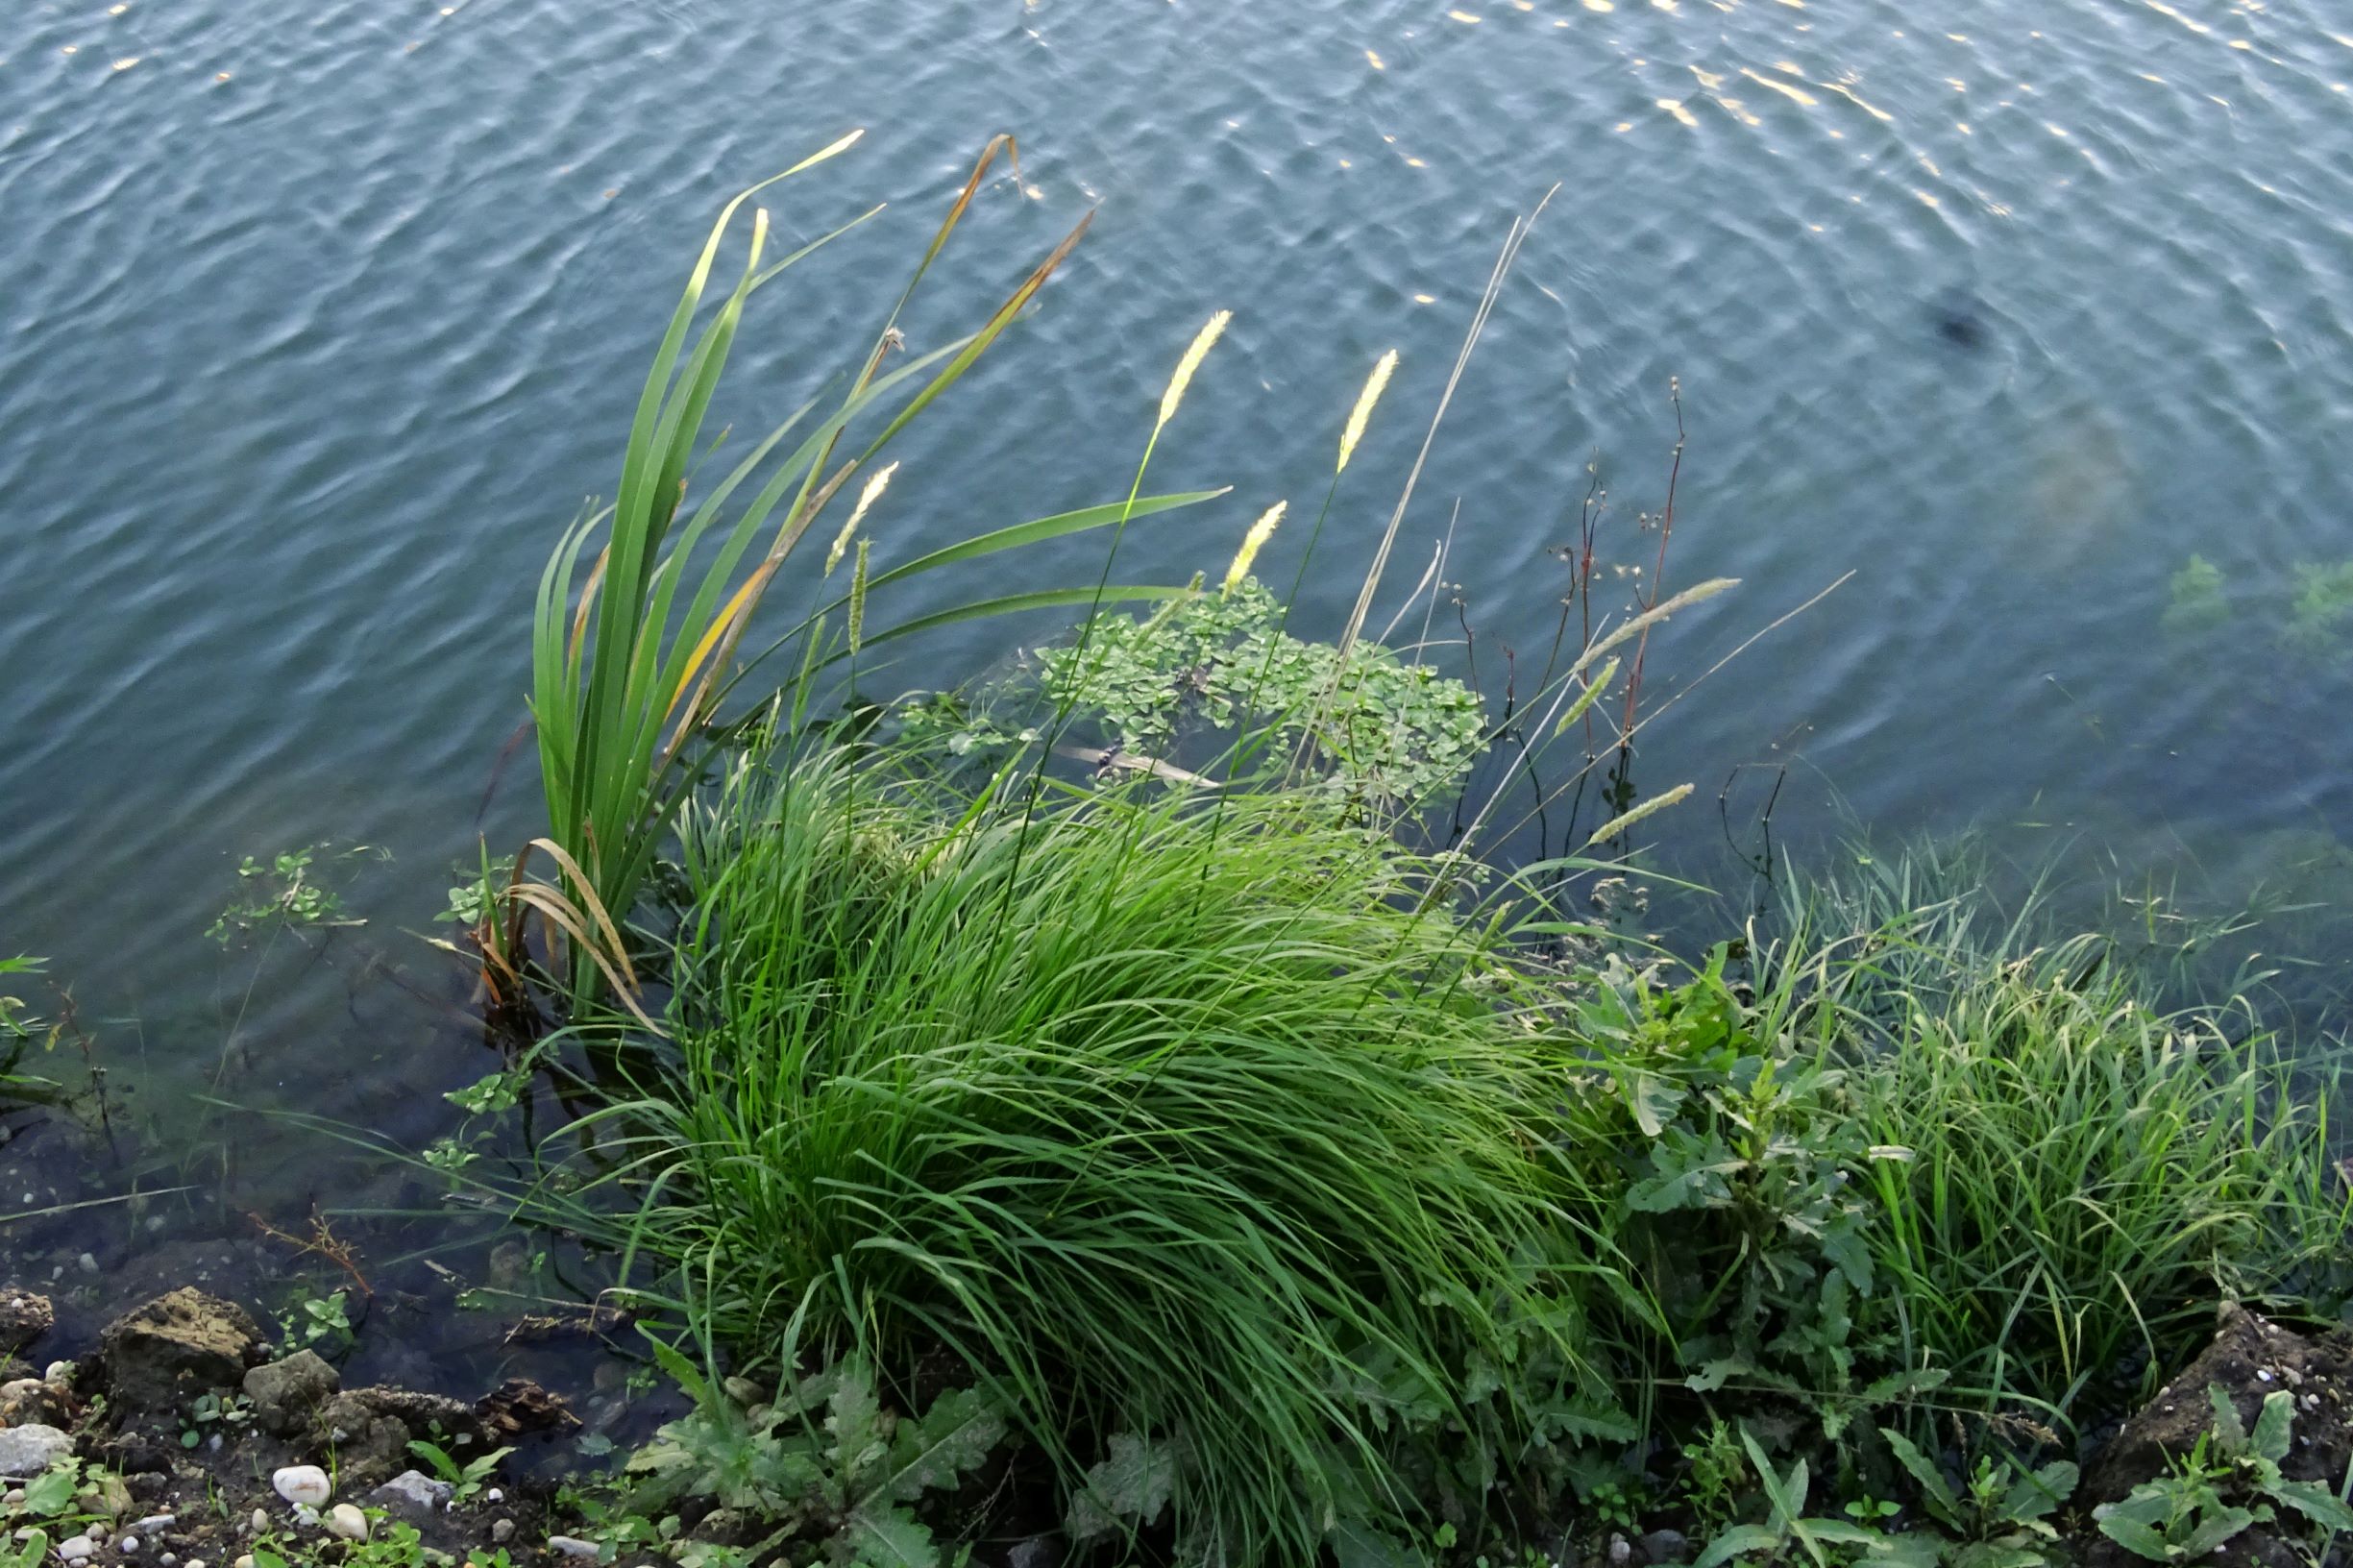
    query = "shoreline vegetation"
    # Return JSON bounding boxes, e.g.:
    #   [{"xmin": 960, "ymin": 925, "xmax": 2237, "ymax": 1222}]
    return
[{"xmin": 8, "ymin": 141, "xmax": 2353, "ymax": 1568}]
